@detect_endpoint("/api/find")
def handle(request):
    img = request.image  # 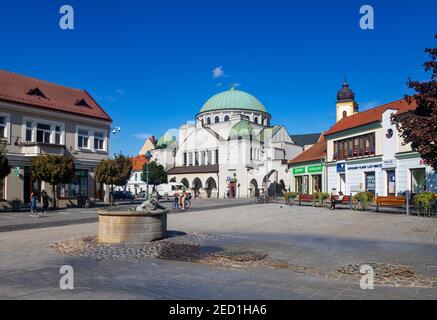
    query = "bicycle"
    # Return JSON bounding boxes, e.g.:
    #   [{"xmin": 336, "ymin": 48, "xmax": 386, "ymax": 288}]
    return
[{"xmin": 255, "ymin": 192, "xmax": 271, "ymax": 204}]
